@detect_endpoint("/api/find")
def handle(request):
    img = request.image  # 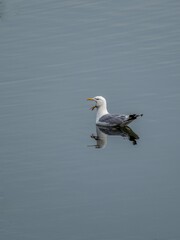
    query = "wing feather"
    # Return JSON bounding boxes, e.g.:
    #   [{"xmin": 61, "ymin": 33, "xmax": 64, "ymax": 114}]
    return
[{"xmin": 99, "ymin": 114, "xmax": 129, "ymax": 125}]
